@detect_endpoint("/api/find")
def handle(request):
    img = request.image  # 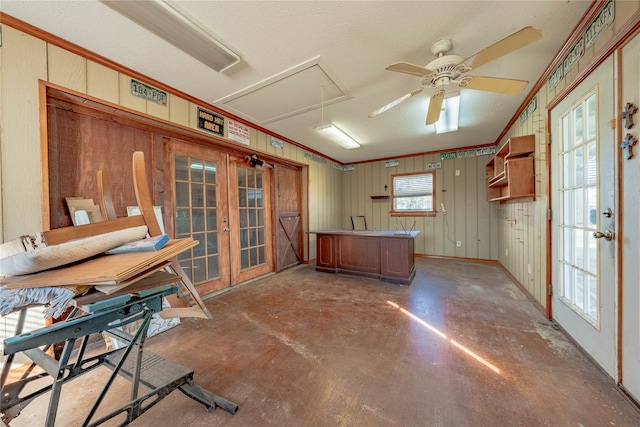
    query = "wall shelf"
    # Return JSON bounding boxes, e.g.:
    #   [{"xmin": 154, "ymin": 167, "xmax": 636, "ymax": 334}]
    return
[{"xmin": 486, "ymin": 135, "xmax": 535, "ymax": 203}]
